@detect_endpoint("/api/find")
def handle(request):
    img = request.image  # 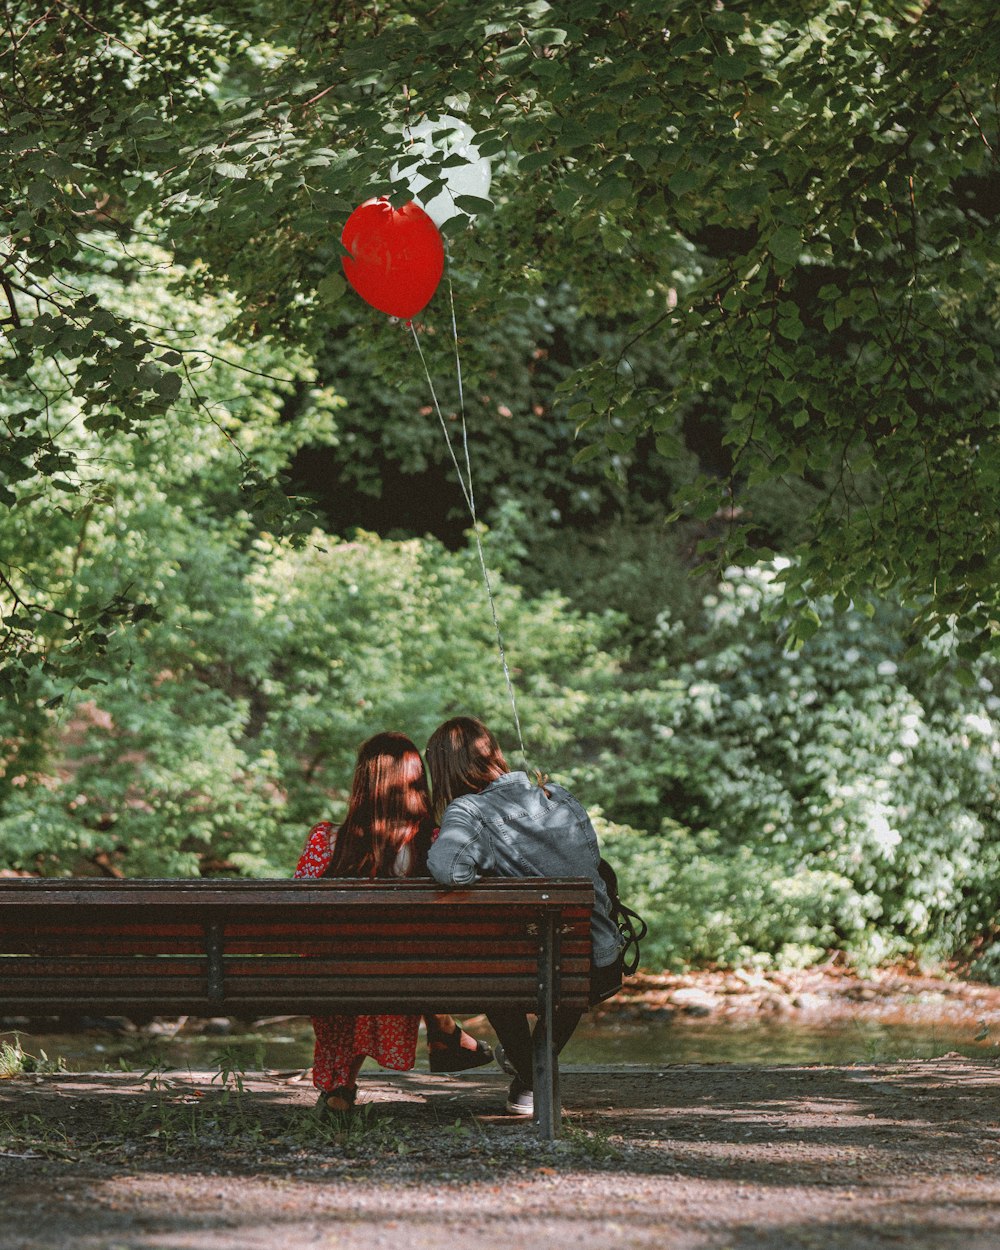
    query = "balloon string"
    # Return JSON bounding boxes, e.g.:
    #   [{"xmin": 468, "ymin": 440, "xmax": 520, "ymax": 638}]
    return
[
  {"xmin": 446, "ymin": 273, "xmax": 475, "ymax": 515},
  {"xmin": 445, "ymin": 271, "xmax": 527, "ymax": 768},
  {"xmin": 410, "ymin": 311, "xmax": 528, "ymax": 771},
  {"xmin": 409, "ymin": 320, "xmax": 474, "ymax": 513}
]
